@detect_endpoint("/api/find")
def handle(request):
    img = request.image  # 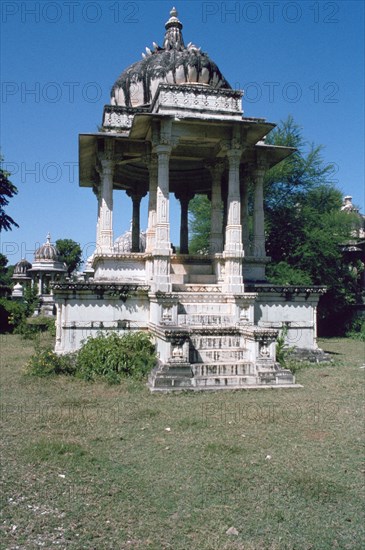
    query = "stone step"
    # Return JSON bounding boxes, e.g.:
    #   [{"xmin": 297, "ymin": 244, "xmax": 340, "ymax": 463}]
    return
[
  {"xmin": 193, "ymin": 375, "xmax": 258, "ymax": 388},
  {"xmin": 188, "ymin": 274, "xmax": 216, "ymax": 284},
  {"xmin": 178, "ymin": 302, "xmax": 231, "ymax": 314},
  {"xmin": 190, "ymin": 349, "xmax": 247, "ymax": 363},
  {"xmin": 189, "ymin": 335, "xmax": 241, "ymax": 349},
  {"xmin": 183, "ymin": 314, "xmax": 234, "ymax": 325},
  {"xmin": 192, "ymin": 362, "xmax": 254, "ymax": 377}
]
